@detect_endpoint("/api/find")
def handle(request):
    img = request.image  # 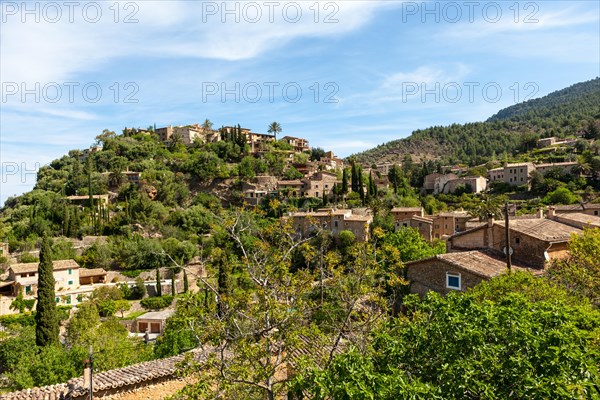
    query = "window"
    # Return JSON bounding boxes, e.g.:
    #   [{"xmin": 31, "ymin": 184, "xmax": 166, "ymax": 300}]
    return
[
  {"xmin": 334, "ymin": 221, "xmax": 338, "ymax": 228},
  {"xmin": 25, "ymin": 285, "xmax": 31, "ymax": 295},
  {"xmin": 595, "ymin": 211, "xmax": 599, "ymax": 216},
  {"xmin": 68, "ymin": 280, "xmax": 73, "ymax": 285},
  {"xmin": 68, "ymin": 269, "xmax": 72, "ymax": 275},
  {"xmin": 66, "ymin": 296, "xmax": 71, "ymax": 305},
  {"xmin": 446, "ymin": 272, "xmax": 461, "ymax": 290},
  {"xmin": 515, "ymin": 237, "xmax": 521, "ymax": 244},
  {"xmin": 55, "ymin": 297, "xmax": 60, "ymax": 303}
]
